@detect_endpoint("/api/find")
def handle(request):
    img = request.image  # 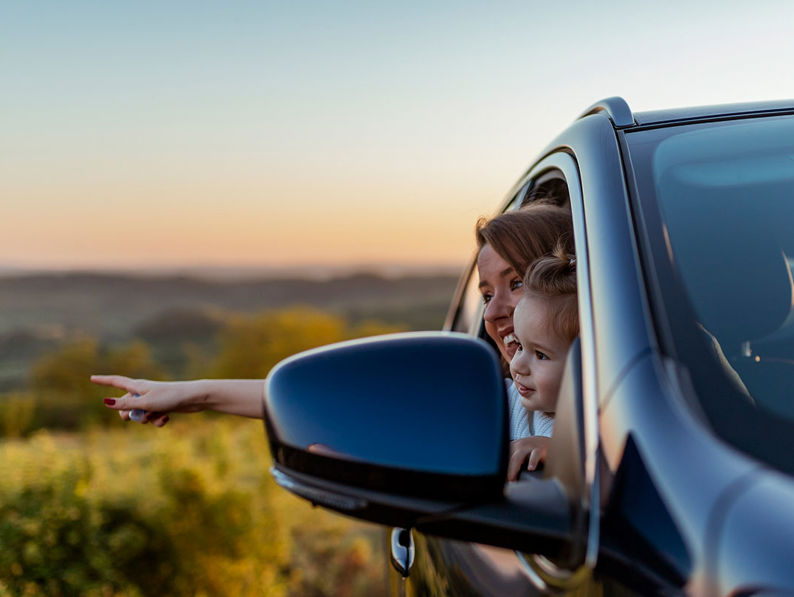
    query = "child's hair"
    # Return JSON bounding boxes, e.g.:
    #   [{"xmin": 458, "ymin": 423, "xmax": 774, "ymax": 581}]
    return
[{"xmin": 524, "ymin": 241, "xmax": 579, "ymax": 344}]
